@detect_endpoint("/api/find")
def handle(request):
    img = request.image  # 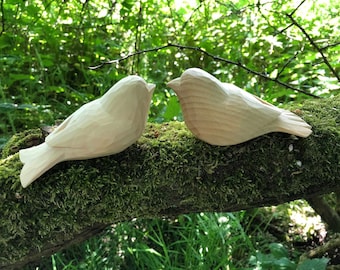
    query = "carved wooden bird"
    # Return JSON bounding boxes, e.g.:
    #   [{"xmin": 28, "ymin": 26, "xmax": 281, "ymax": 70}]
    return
[
  {"xmin": 19, "ymin": 76, "xmax": 155, "ymax": 188},
  {"xmin": 167, "ymin": 68, "xmax": 312, "ymax": 146}
]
